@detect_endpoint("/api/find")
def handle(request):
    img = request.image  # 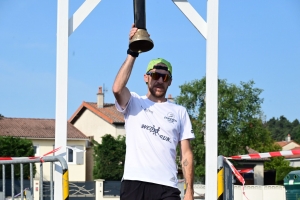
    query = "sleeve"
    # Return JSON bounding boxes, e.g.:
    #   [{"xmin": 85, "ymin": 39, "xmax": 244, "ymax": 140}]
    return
[
  {"xmin": 115, "ymin": 96, "xmax": 132, "ymax": 115},
  {"xmin": 179, "ymin": 108, "xmax": 195, "ymax": 141},
  {"xmin": 115, "ymin": 92, "xmax": 139, "ymax": 115}
]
